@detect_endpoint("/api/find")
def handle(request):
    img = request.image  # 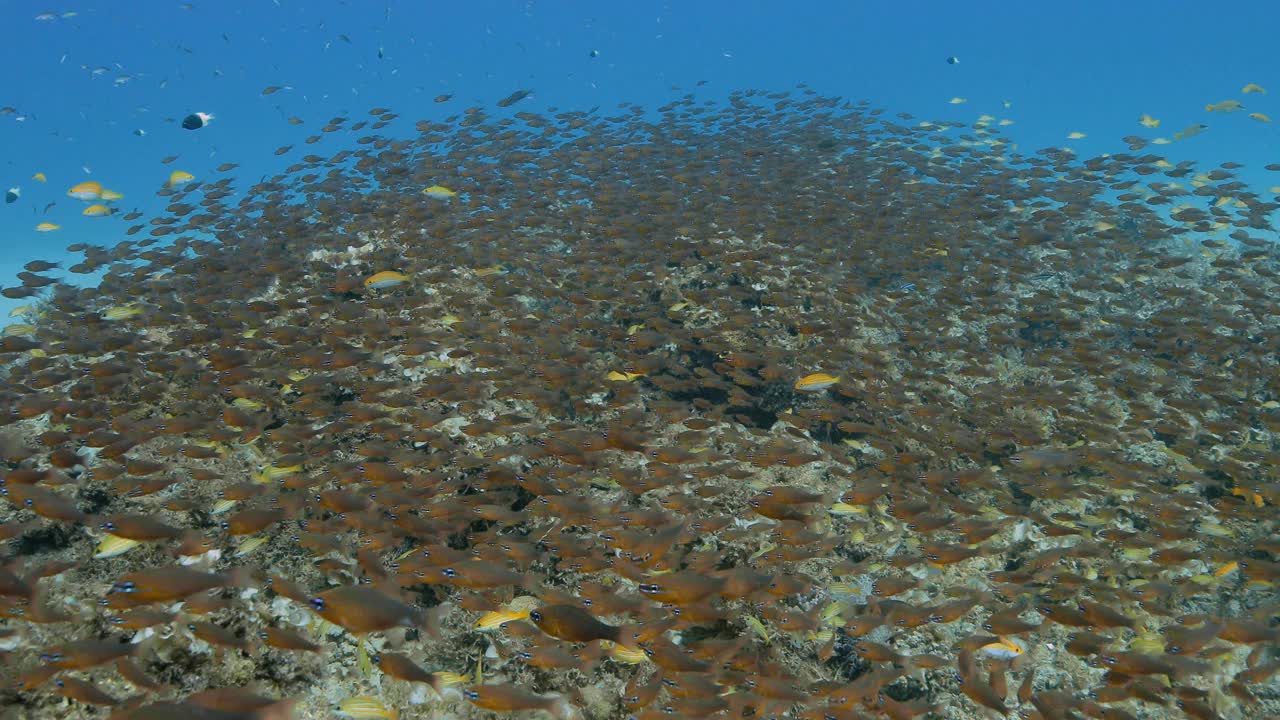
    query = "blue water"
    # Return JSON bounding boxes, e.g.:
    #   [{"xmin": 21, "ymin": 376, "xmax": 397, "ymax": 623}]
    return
[{"xmin": 2, "ymin": 0, "xmax": 1277, "ymax": 320}]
